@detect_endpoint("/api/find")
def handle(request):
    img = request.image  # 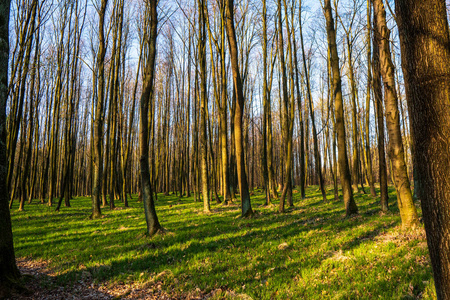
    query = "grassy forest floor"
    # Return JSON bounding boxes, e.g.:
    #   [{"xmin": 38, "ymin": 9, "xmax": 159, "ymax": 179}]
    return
[{"xmin": 10, "ymin": 186, "xmax": 436, "ymax": 299}]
